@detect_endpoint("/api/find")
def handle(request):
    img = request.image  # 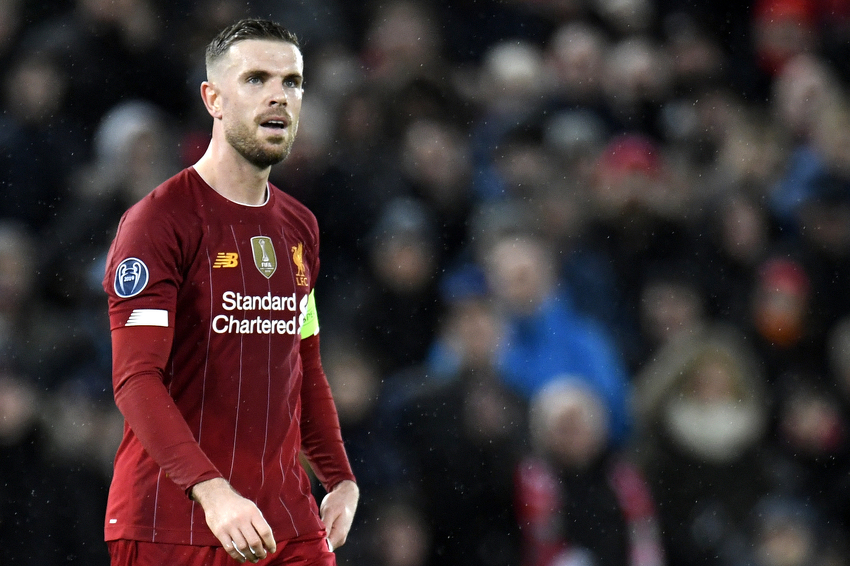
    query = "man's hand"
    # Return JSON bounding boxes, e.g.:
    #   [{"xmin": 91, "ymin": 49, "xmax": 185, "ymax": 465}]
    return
[
  {"xmin": 191, "ymin": 478, "xmax": 276, "ymax": 563},
  {"xmin": 320, "ymin": 480, "xmax": 359, "ymax": 551}
]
